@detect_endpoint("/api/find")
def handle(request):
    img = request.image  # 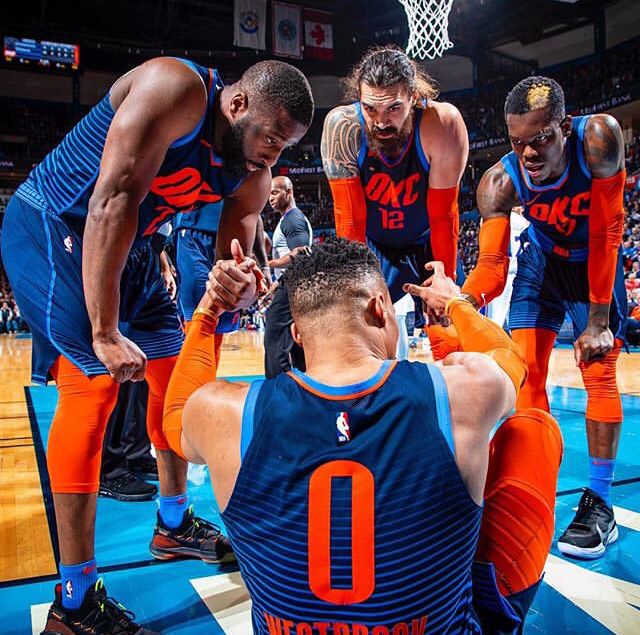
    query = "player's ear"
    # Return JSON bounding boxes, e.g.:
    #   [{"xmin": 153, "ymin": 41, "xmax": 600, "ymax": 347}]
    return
[
  {"xmin": 560, "ymin": 116, "xmax": 572, "ymax": 138},
  {"xmin": 290, "ymin": 322, "xmax": 303, "ymax": 347},
  {"xmin": 366, "ymin": 294, "xmax": 387, "ymax": 328},
  {"xmin": 229, "ymin": 91, "xmax": 248, "ymax": 119}
]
